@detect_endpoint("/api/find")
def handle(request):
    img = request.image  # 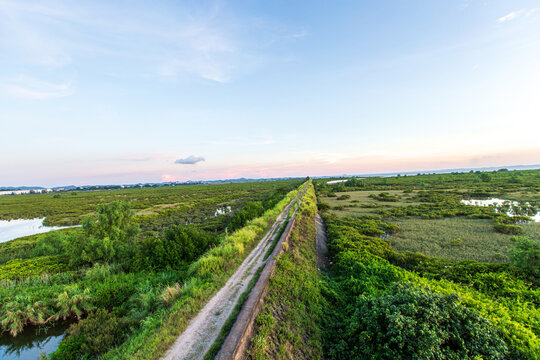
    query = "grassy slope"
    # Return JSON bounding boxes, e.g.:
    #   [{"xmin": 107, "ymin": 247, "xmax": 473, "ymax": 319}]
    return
[
  {"xmin": 247, "ymin": 182, "xmax": 324, "ymax": 360},
  {"xmin": 101, "ymin": 183, "xmax": 305, "ymax": 359}
]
